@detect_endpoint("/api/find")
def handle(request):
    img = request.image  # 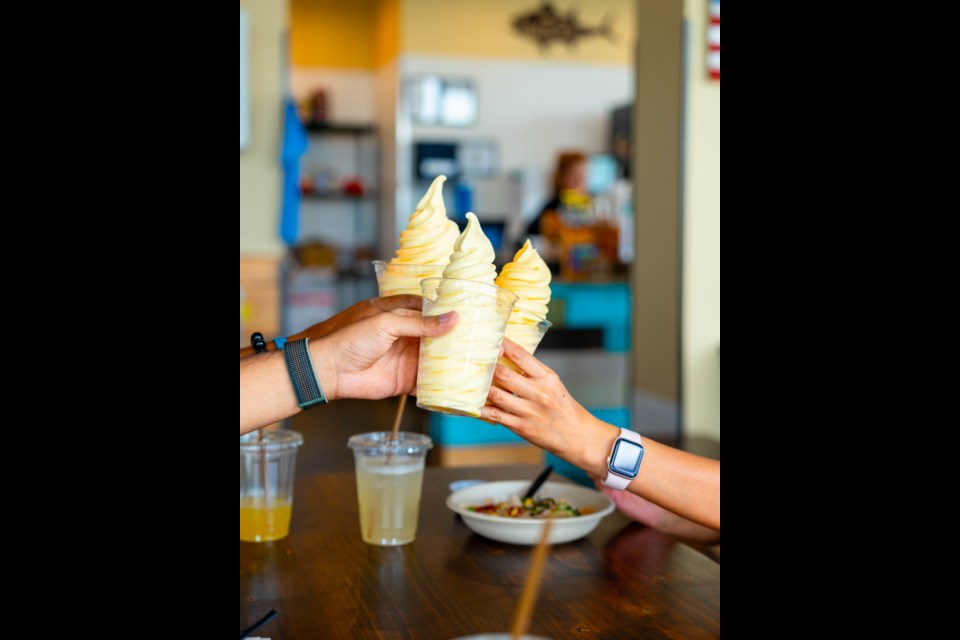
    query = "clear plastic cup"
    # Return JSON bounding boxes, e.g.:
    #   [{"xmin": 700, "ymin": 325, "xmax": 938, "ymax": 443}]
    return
[
  {"xmin": 240, "ymin": 430, "xmax": 304, "ymax": 543},
  {"xmin": 417, "ymin": 278, "xmax": 519, "ymax": 418},
  {"xmin": 348, "ymin": 432, "xmax": 434, "ymax": 546},
  {"xmin": 501, "ymin": 309, "xmax": 553, "ymax": 372},
  {"xmin": 373, "ymin": 261, "xmax": 447, "ymax": 297}
]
